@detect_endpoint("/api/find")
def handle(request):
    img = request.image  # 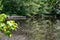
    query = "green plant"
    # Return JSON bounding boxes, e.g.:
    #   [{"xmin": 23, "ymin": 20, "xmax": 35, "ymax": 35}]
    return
[{"xmin": 0, "ymin": 14, "xmax": 17, "ymax": 37}]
